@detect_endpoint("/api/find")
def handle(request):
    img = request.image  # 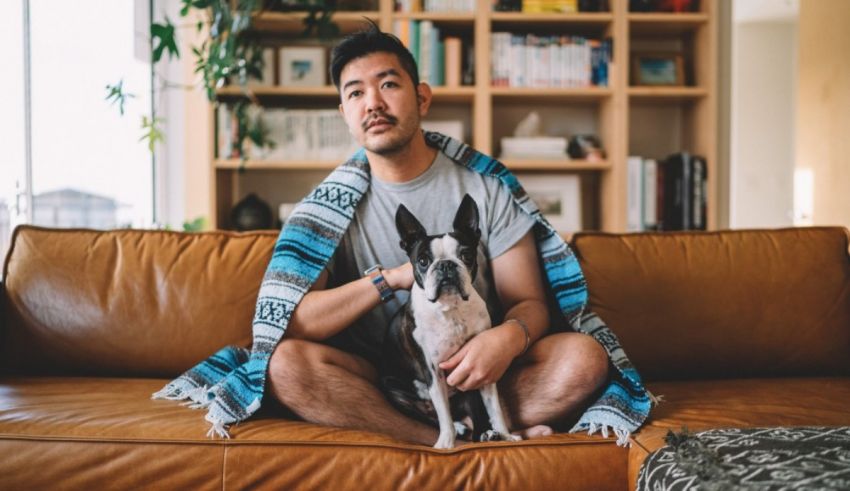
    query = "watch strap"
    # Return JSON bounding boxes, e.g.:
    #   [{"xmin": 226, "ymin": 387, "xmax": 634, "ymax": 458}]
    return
[{"xmin": 364, "ymin": 265, "xmax": 395, "ymax": 303}]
